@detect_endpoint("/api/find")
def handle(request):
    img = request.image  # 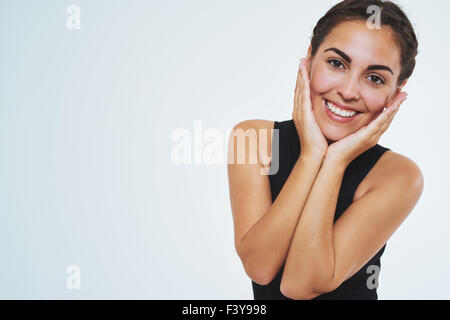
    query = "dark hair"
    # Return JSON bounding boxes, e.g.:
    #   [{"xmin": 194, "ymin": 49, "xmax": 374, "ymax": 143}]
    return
[{"xmin": 310, "ymin": 0, "xmax": 418, "ymax": 86}]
